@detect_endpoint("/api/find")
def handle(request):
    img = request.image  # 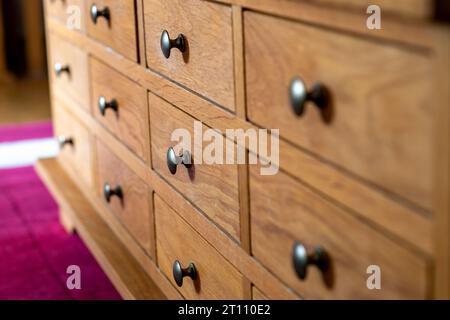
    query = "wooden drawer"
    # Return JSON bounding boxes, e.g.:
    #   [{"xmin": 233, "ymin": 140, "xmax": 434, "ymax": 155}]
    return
[
  {"xmin": 149, "ymin": 92, "xmax": 240, "ymax": 240},
  {"xmin": 53, "ymin": 100, "xmax": 93, "ymax": 189},
  {"xmin": 91, "ymin": 58, "xmax": 150, "ymax": 162},
  {"xmin": 245, "ymin": 12, "xmax": 434, "ymax": 211},
  {"xmin": 154, "ymin": 194, "xmax": 246, "ymax": 299},
  {"xmin": 85, "ymin": 0, "xmax": 138, "ymax": 61},
  {"xmin": 249, "ymin": 166, "xmax": 429, "ymax": 299},
  {"xmin": 48, "ymin": 34, "xmax": 89, "ymax": 111},
  {"xmin": 45, "ymin": 0, "xmax": 86, "ymax": 32},
  {"xmin": 143, "ymin": 0, "xmax": 235, "ymax": 112},
  {"xmin": 96, "ymin": 139, "xmax": 154, "ymax": 255}
]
